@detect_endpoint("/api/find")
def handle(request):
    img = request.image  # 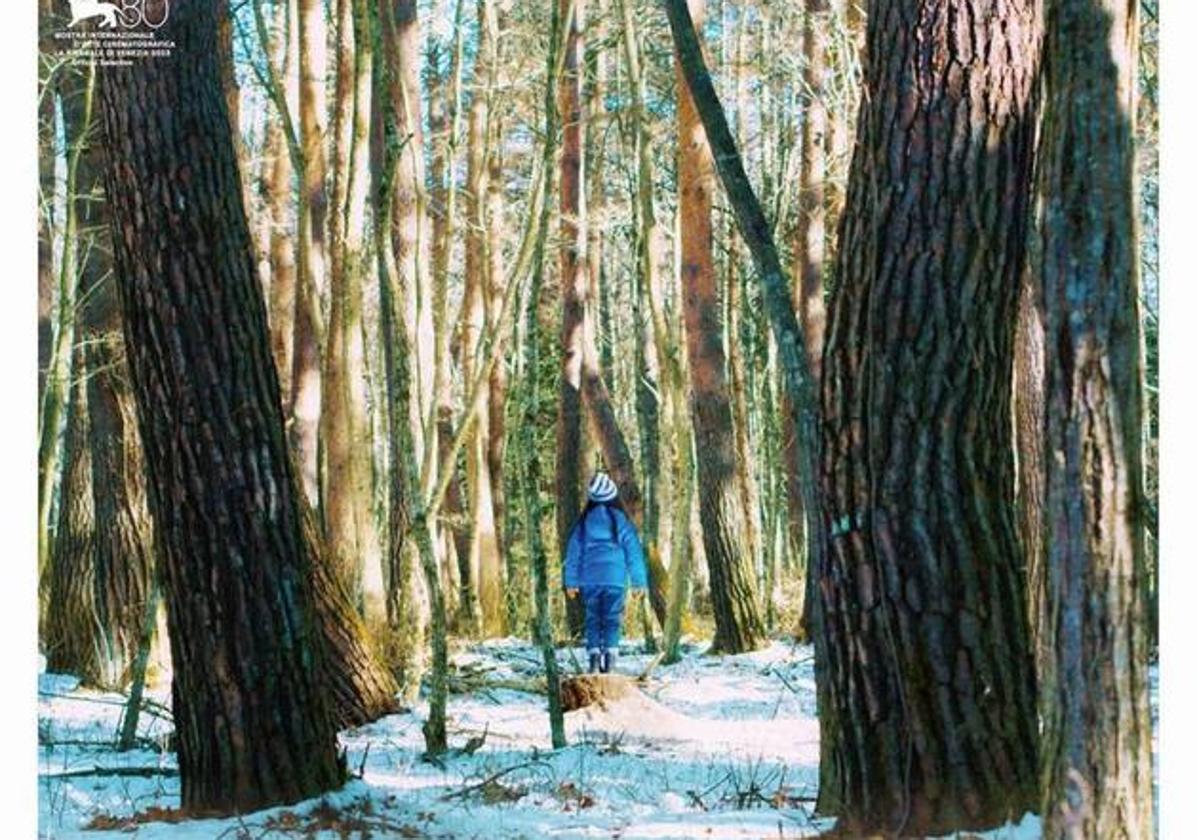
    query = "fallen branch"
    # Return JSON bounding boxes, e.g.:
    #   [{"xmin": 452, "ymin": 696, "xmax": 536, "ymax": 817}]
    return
[
  {"xmin": 446, "ymin": 675, "xmax": 546, "ymax": 696},
  {"xmin": 440, "ymin": 760, "xmax": 552, "ymax": 801},
  {"xmin": 40, "ymin": 765, "xmax": 178, "ymax": 780},
  {"xmin": 39, "ymin": 737, "xmax": 168, "ymax": 754}
]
